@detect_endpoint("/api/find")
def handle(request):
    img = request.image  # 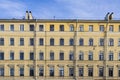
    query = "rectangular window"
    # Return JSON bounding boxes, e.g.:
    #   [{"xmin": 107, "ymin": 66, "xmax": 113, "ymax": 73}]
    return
[
  {"xmin": 69, "ymin": 52, "xmax": 74, "ymax": 60},
  {"xmin": 50, "ymin": 25, "xmax": 54, "ymax": 31},
  {"xmin": 30, "ymin": 68, "xmax": 34, "ymax": 76},
  {"xmin": 109, "ymin": 68, "xmax": 113, "ymax": 77},
  {"xmin": 109, "ymin": 53, "xmax": 113, "ymax": 61},
  {"xmin": 70, "ymin": 25, "xmax": 74, "ymax": 31},
  {"xmin": 30, "ymin": 38, "xmax": 34, "ymax": 46},
  {"xmin": 10, "ymin": 24, "xmax": 14, "ymax": 31},
  {"xmin": 59, "ymin": 67, "xmax": 64, "ymax": 77},
  {"xmin": 0, "ymin": 38, "xmax": 4, "ymax": 46},
  {"xmin": 109, "ymin": 25, "xmax": 114, "ymax": 32},
  {"xmin": 10, "ymin": 52, "xmax": 14, "ymax": 60},
  {"xmin": 69, "ymin": 39, "xmax": 74, "ymax": 46},
  {"xmin": 0, "ymin": 52, "xmax": 4, "ymax": 60},
  {"xmin": 29, "ymin": 25, "xmax": 34, "ymax": 31},
  {"xmin": 79, "ymin": 25, "xmax": 84, "ymax": 32},
  {"xmin": 99, "ymin": 68, "xmax": 104, "ymax": 77},
  {"xmin": 79, "ymin": 68, "xmax": 83, "ymax": 76},
  {"xmin": 30, "ymin": 52, "xmax": 34, "ymax": 60},
  {"xmin": 10, "ymin": 38, "xmax": 14, "ymax": 46},
  {"xmin": 99, "ymin": 25, "xmax": 104, "ymax": 32},
  {"xmin": 20, "ymin": 24, "xmax": 24, "ymax": 31},
  {"xmin": 60, "ymin": 52, "xmax": 64, "ymax": 60},
  {"xmin": 79, "ymin": 53, "xmax": 84, "ymax": 60},
  {"xmin": 39, "ymin": 67, "xmax": 44, "ymax": 76},
  {"xmin": 0, "ymin": 68, "xmax": 4, "ymax": 76},
  {"xmin": 69, "ymin": 68, "xmax": 74, "ymax": 76},
  {"xmin": 50, "ymin": 52, "xmax": 54, "ymax": 60},
  {"xmin": 89, "ymin": 25, "xmax": 93, "ymax": 32},
  {"xmin": 99, "ymin": 52, "xmax": 104, "ymax": 60},
  {"xmin": 39, "ymin": 52, "xmax": 44, "ymax": 60},
  {"xmin": 50, "ymin": 38, "xmax": 54, "ymax": 46},
  {"xmin": 39, "ymin": 25, "xmax": 44, "ymax": 31},
  {"xmin": 88, "ymin": 68, "xmax": 93, "ymax": 76},
  {"xmin": 0, "ymin": 24, "xmax": 4, "ymax": 31},
  {"xmin": 119, "ymin": 25, "xmax": 120, "ymax": 32},
  {"xmin": 20, "ymin": 52, "xmax": 24, "ymax": 60},
  {"xmin": 39, "ymin": 38, "xmax": 44, "ymax": 45},
  {"xmin": 50, "ymin": 67, "xmax": 54, "ymax": 76},
  {"xmin": 60, "ymin": 25, "xmax": 64, "ymax": 31},
  {"xmin": 60, "ymin": 39, "xmax": 64, "ymax": 45},
  {"xmin": 118, "ymin": 39, "xmax": 120, "ymax": 46},
  {"xmin": 10, "ymin": 68, "xmax": 14, "ymax": 76},
  {"xmin": 119, "ymin": 53, "xmax": 120, "ymax": 61},
  {"xmin": 20, "ymin": 68, "xmax": 24, "ymax": 76},
  {"xmin": 118, "ymin": 68, "xmax": 120, "ymax": 77},
  {"xmin": 20, "ymin": 38, "xmax": 24, "ymax": 46}
]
